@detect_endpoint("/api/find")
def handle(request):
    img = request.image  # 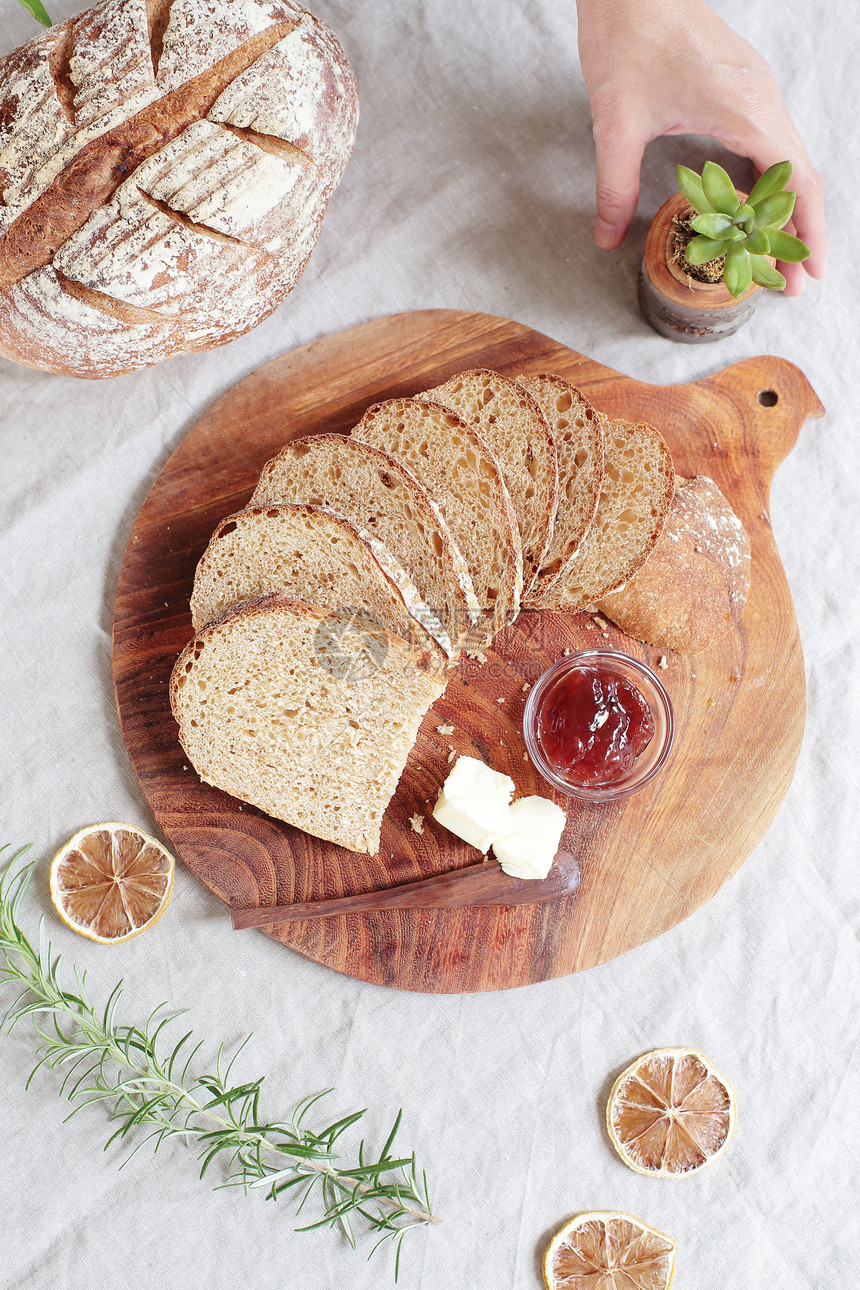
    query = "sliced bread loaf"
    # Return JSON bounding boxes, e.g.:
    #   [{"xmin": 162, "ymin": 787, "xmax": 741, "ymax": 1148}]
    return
[
  {"xmin": 418, "ymin": 368, "xmax": 558, "ymax": 596},
  {"xmin": 350, "ymin": 397, "xmax": 522, "ymax": 645},
  {"xmin": 541, "ymin": 416, "xmax": 675, "ymax": 611},
  {"xmin": 190, "ymin": 501, "xmax": 453, "ymax": 661},
  {"xmin": 250, "ymin": 434, "xmax": 481, "ymax": 651},
  {"xmin": 598, "ymin": 476, "xmax": 750, "ymax": 651},
  {"xmin": 515, "ymin": 373, "xmax": 605, "ymax": 606},
  {"xmin": 170, "ymin": 595, "xmax": 446, "ymax": 855}
]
